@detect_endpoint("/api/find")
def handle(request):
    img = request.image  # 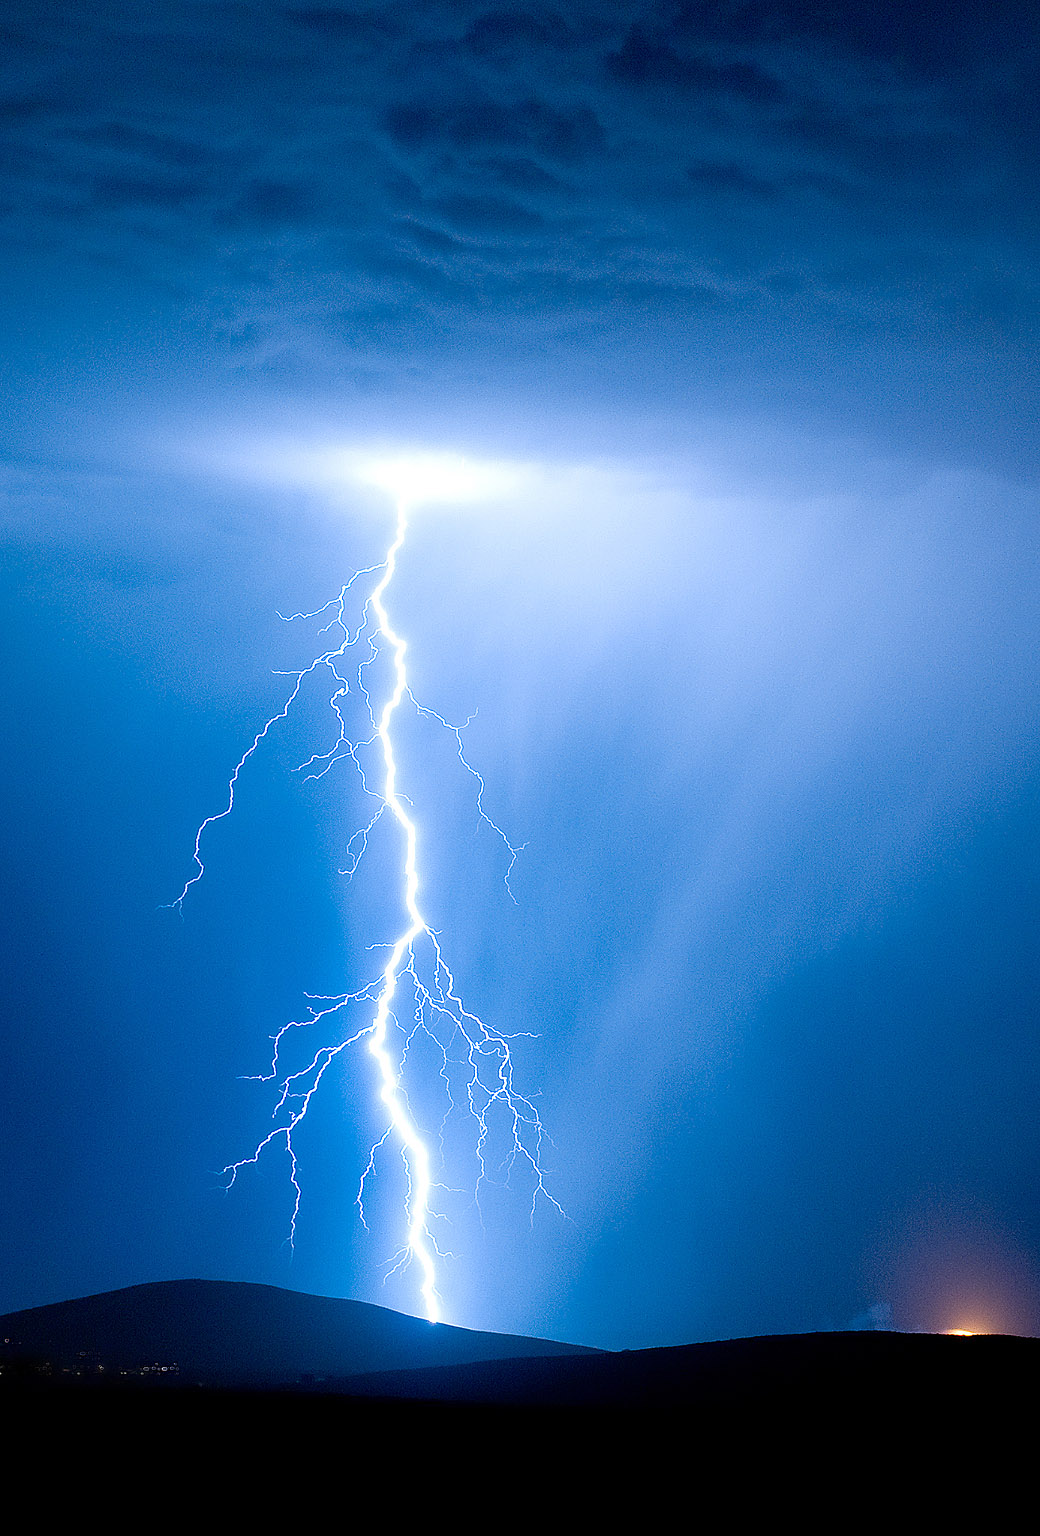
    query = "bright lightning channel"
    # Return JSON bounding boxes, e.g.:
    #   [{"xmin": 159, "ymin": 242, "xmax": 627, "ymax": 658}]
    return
[{"xmin": 172, "ymin": 477, "xmax": 560, "ymax": 1324}]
